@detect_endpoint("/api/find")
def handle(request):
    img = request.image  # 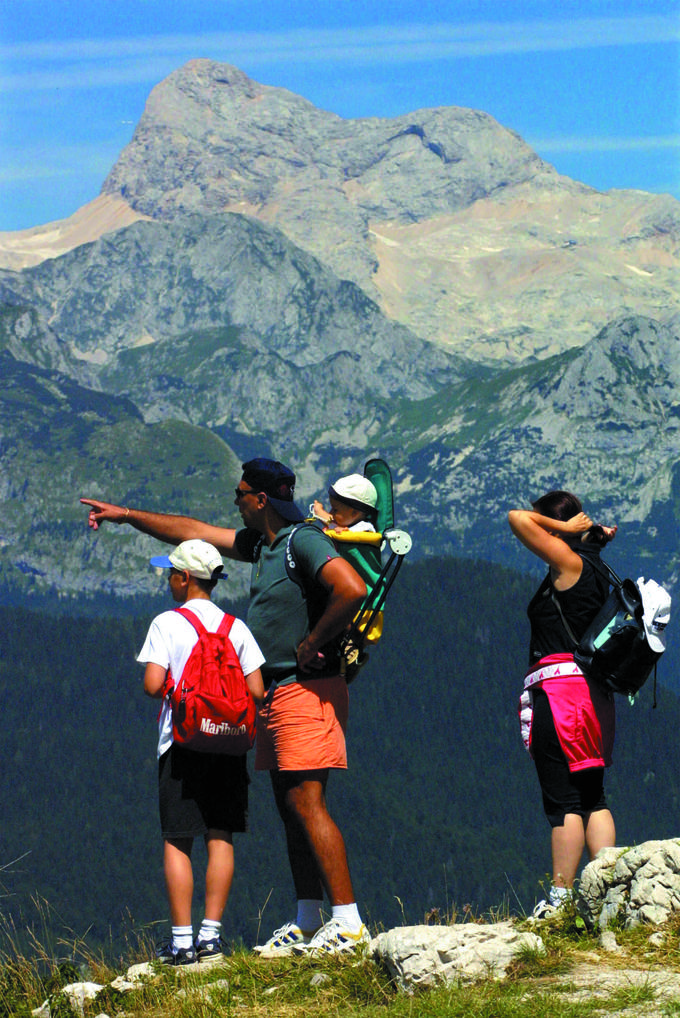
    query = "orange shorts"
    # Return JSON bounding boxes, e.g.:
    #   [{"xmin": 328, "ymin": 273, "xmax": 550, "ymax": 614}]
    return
[{"xmin": 255, "ymin": 676, "xmax": 349, "ymax": 772}]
